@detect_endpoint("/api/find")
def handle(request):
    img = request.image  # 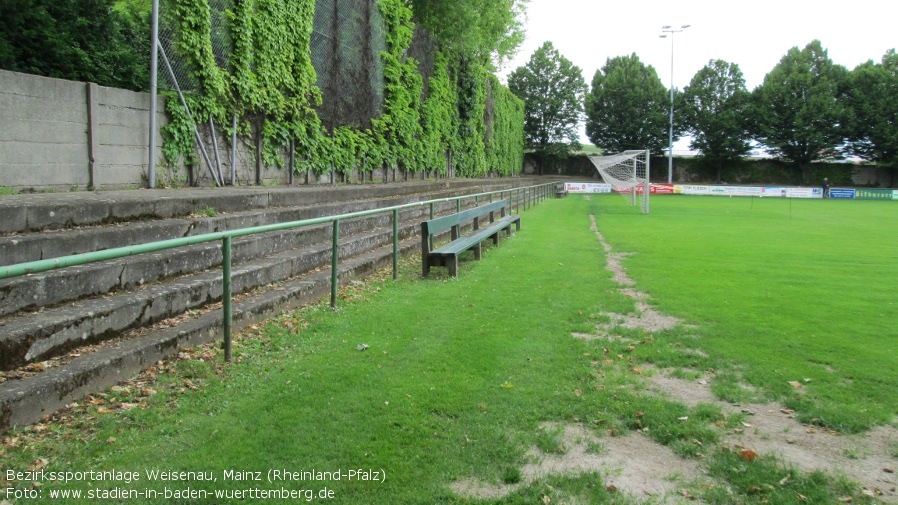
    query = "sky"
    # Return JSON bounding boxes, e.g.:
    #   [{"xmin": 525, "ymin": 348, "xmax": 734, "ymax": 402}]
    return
[{"xmin": 496, "ymin": 0, "xmax": 897, "ymax": 147}]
